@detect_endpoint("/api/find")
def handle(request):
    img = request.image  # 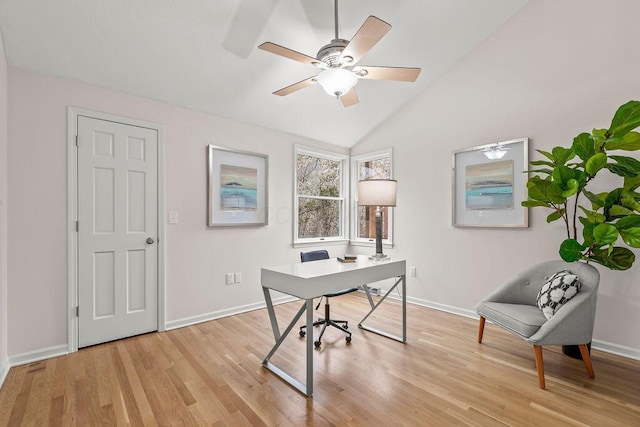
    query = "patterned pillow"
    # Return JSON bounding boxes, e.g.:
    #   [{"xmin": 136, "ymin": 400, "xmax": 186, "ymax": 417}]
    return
[{"xmin": 536, "ymin": 270, "xmax": 581, "ymax": 320}]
